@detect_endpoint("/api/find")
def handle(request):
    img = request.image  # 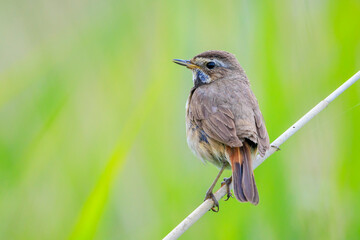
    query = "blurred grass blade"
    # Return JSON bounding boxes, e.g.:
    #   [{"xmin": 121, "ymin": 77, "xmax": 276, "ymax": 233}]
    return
[
  {"xmin": 69, "ymin": 77, "xmax": 165, "ymax": 240},
  {"xmin": 20, "ymin": 94, "xmax": 70, "ymax": 182}
]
